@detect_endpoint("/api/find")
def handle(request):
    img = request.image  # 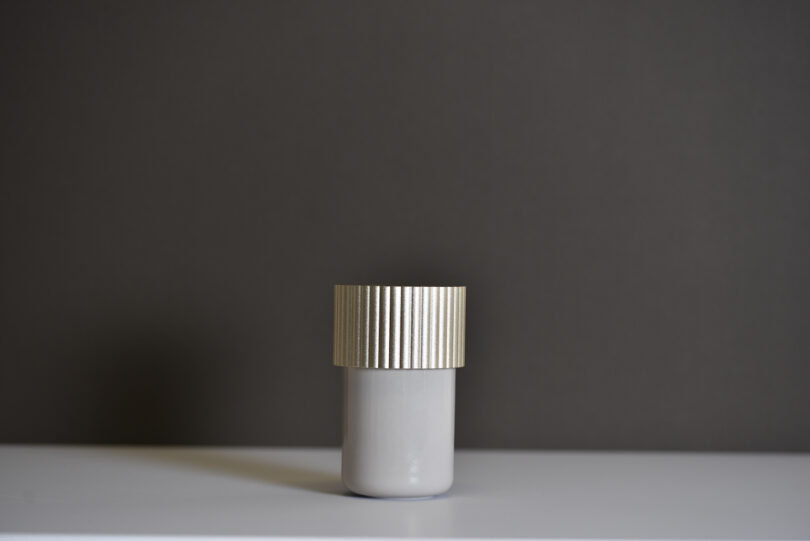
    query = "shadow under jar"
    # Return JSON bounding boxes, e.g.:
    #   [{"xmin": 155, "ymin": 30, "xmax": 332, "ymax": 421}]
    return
[{"xmin": 333, "ymin": 285, "xmax": 466, "ymax": 499}]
